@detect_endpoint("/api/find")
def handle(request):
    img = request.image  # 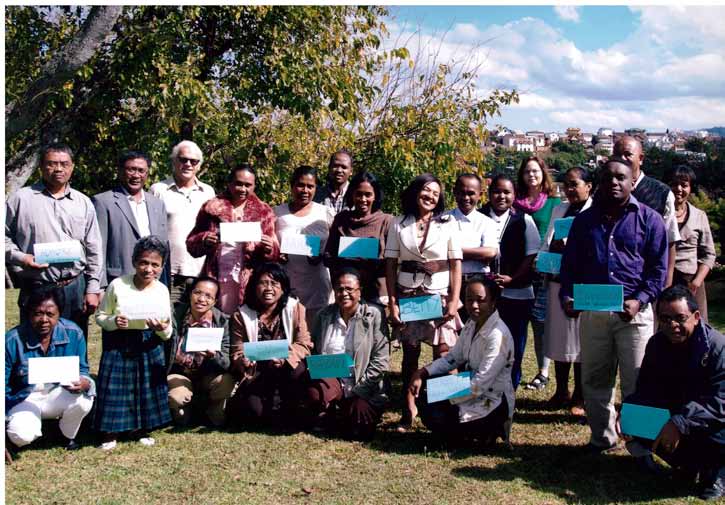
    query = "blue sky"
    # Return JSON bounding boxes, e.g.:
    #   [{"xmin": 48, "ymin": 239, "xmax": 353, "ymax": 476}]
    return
[{"xmin": 385, "ymin": 6, "xmax": 725, "ymax": 133}]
